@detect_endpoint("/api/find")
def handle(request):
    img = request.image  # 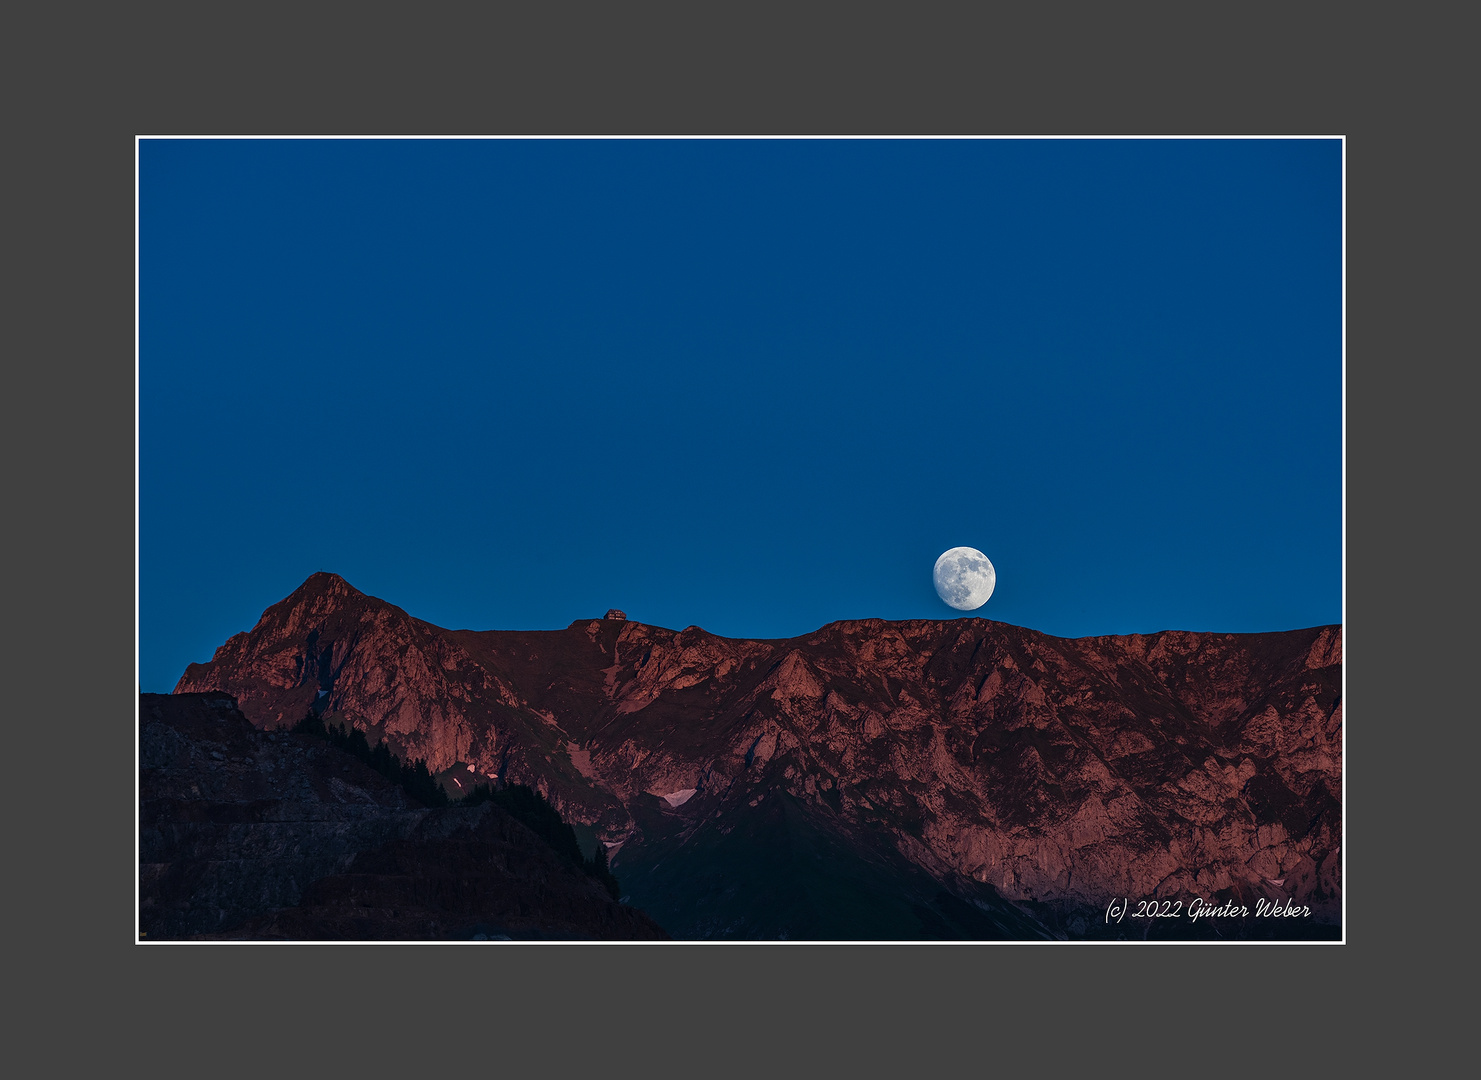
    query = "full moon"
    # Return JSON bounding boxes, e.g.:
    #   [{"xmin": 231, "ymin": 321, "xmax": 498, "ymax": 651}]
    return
[{"xmin": 933, "ymin": 546, "xmax": 996, "ymax": 611}]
